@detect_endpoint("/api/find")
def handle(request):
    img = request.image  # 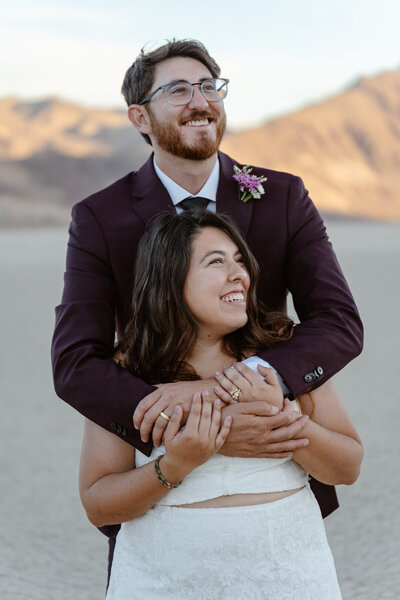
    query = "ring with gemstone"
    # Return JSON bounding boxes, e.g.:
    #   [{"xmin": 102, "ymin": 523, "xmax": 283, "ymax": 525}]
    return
[{"xmin": 230, "ymin": 388, "xmax": 241, "ymax": 402}]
